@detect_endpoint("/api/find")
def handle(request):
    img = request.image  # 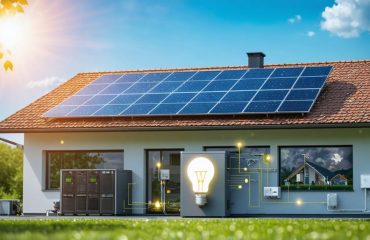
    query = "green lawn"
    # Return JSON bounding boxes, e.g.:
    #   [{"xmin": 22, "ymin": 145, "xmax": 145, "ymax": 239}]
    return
[{"xmin": 0, "ymin": 218, "xmax": 370, "ymax": 240}]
